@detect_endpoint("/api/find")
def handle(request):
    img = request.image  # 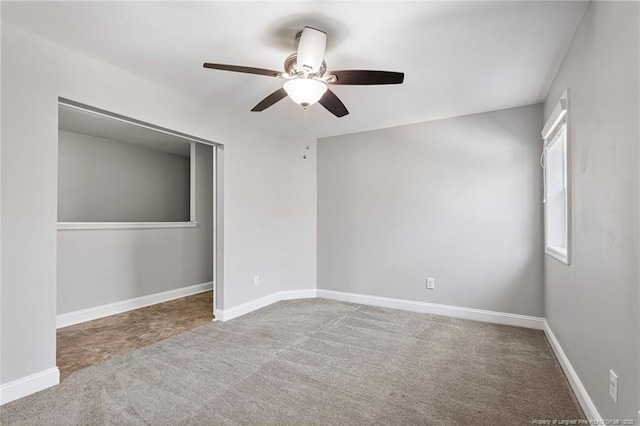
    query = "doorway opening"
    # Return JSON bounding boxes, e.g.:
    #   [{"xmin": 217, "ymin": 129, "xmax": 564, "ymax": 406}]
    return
[{"xmin": 55, "ymin": 99, "xmax": 222, "ymax": 380}]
